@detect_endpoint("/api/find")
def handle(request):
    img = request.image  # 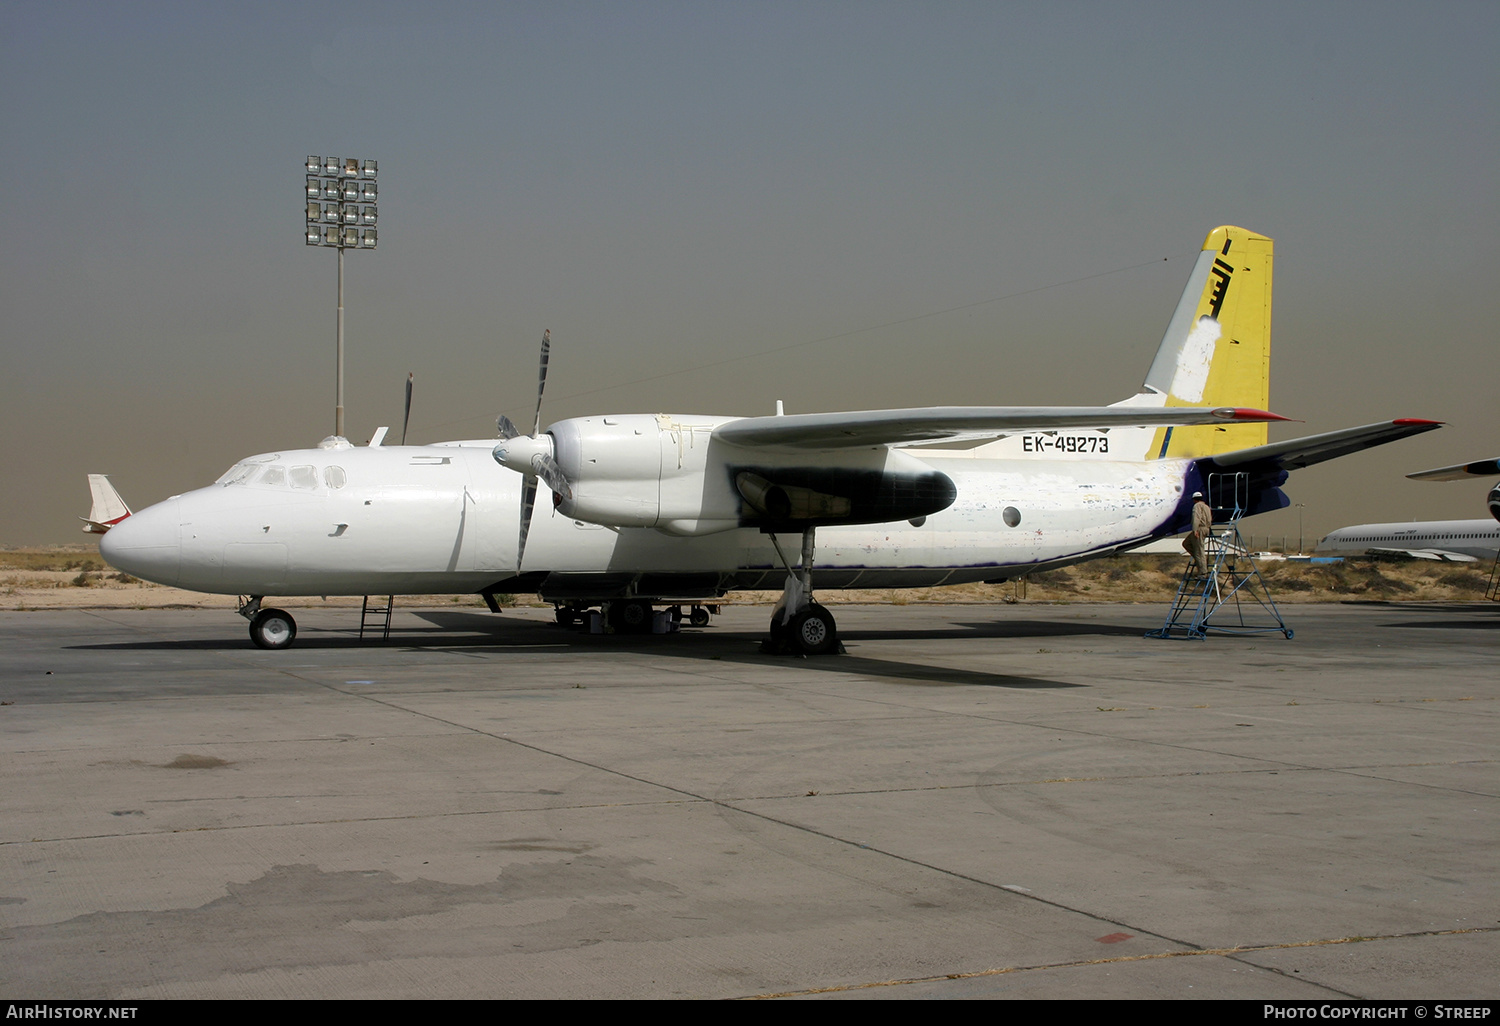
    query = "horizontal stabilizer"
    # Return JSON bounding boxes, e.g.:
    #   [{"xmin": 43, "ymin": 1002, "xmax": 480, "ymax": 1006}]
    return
[
  {"xmin": 1209, "ymin": 419, "xmax": 1442, "ymax": 471},
  {"xmin": 1407, "ymin": 457, "xmax": 1500, "ymax": 482},
  {"xmin": 715, "ymin": 406, "xmax": 1286, "ymax": 450}
]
